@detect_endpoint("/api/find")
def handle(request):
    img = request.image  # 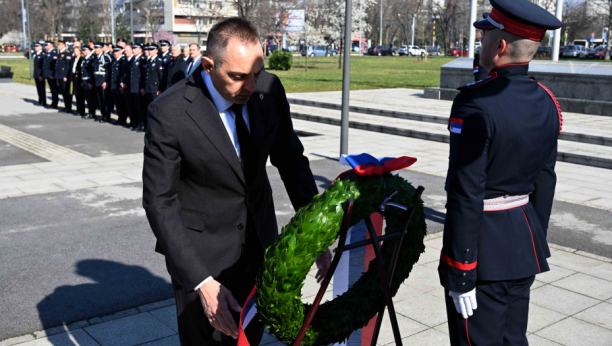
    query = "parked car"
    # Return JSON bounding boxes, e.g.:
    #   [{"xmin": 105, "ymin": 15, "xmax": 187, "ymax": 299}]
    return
[
  {"xmin": 426, "ymin": 46, "xmax": 442, "ymax": 56},
  {"xmin": 2, "ymin": 44, "xmax": 19, "ymax": 53},
  {"xmin": 587, "ymin": 46, "xmax": 606, "ymax": 59},
  {"xmin": 301, "ymin": 45, "xmax": 337, "ymax": 57},
  {"xmin": 536, "ymin": 46, "xmax": 552, "ymax": 58},
  {"xmin": 447, "ymin": 47, "xmax": 467, "ymax": 57},
  {"xmin": 563, "ymin": 45, "xmax": 588, "ymax": 58},
  {"xmin": 398, "ymin": 45, "xmax": 425, "ymax": 56},
  {"xmin": 367, "ymin": 45, "xmax": 393, "ymax": 56}
]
